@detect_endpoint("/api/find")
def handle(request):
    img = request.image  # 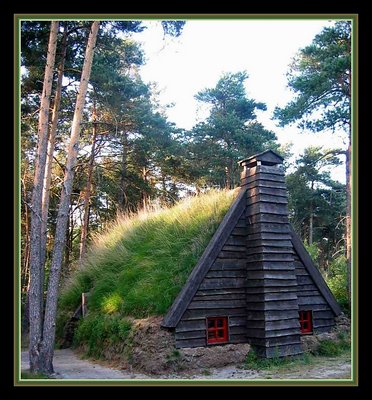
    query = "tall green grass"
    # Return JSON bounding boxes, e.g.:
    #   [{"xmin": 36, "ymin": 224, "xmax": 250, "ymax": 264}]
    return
[{"xmin": 59, "ymin": 189, "xmax": 237, "ymax": 321}]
